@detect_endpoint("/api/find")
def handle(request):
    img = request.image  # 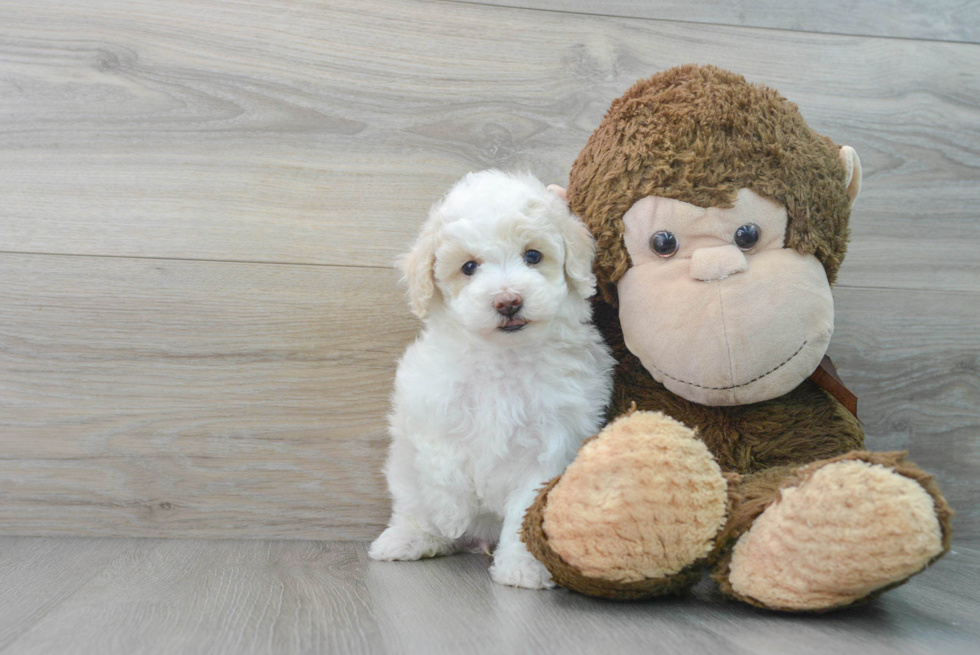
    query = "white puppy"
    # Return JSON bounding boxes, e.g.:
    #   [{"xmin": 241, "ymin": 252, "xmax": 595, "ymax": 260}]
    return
[{"xmin": 368, "ymin": 170, "xmax": 615, "ymax": 589}]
